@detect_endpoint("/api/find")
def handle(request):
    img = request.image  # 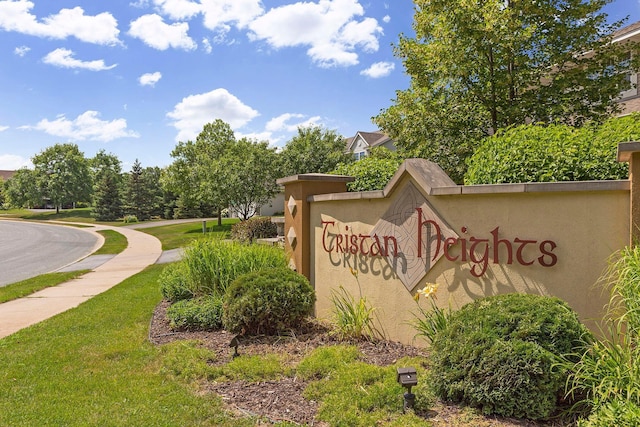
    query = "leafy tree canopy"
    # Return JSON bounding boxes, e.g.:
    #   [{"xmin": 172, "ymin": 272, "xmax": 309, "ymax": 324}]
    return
[
  {"xmin": 32, "ymin": 143, "xmax": 92, "ymax": 213},
  {"xmin": 280, "ymin": 126, "xmax": 352, "ymax": 176},
  {"xmin": 374, "ymin": 0, "xmax": 637, "ymax": 183},
  {"xmin": 332, "ymin": 148, "xmax": 404, "ymax": 192},
  {"xmin": 464, "ymin": 114, "xmax": 640, "ymax": 184},
  {"xmin": 163, "ymin": 119, "xmax": 281, "ymax": 221}
]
